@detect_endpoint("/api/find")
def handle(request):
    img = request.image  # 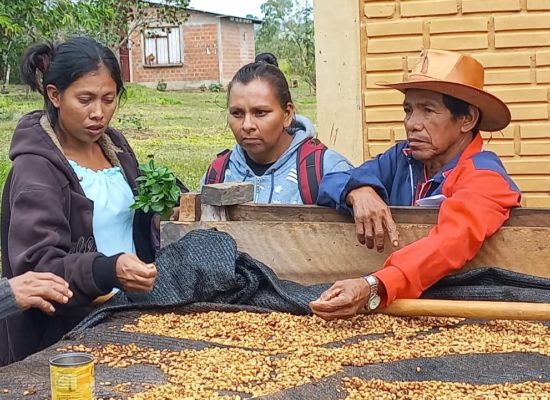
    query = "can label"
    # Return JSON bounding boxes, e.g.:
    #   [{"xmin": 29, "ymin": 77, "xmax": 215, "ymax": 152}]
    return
[{"xmin": 50, "ymin": 353, "xmax": 95, "ymax": 400}]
